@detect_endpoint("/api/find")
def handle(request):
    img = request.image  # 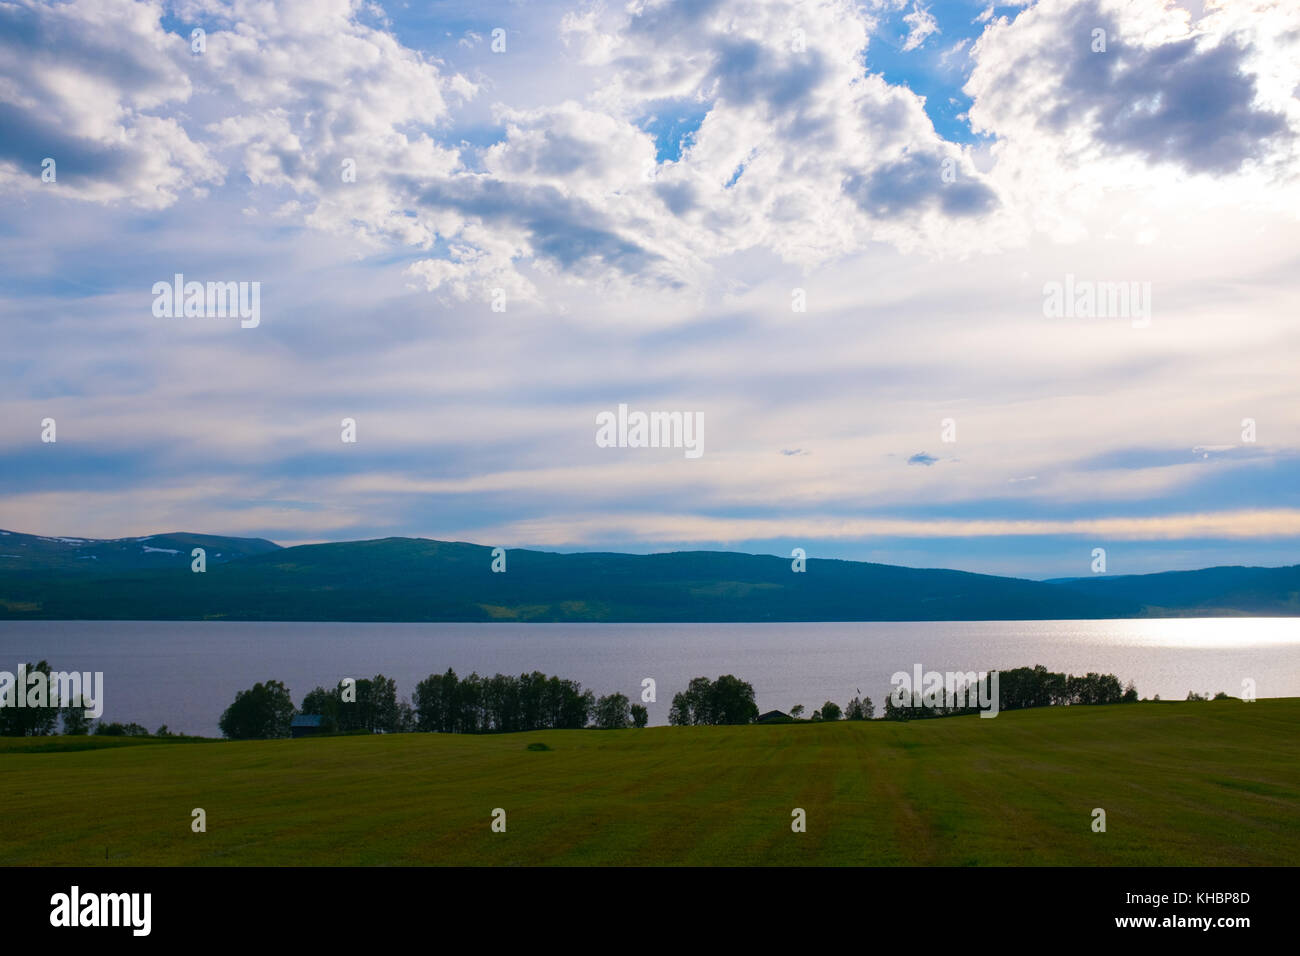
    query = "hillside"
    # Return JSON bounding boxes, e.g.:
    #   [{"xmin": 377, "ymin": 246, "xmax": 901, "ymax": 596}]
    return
[
  {"xmin": 0, "ymin": 530, "xmax": 1296, "ymax": 621},
  {"xmin": 0, "ymin": 533, "xmax": 1139, "ymax": 620},
  {"xmin": 1048, "ymin": 565, "xmax": 1300, "ymax": 616},
  {"xmin": 1, "ymin": 700, "xmax": 1295, "ymax": 865},
  {"xmin": 0, "ymin": 529, "xmax": 280, "ymax": 572}
]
